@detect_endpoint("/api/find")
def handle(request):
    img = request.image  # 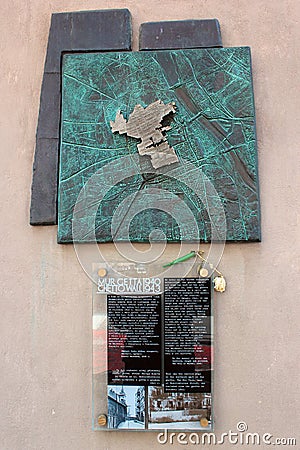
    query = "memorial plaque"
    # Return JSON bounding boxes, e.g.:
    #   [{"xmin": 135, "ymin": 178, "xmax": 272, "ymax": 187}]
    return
[
  {"xmin": 58, "ymin": 48, "xmax": 260, "ymax": 243},
  {"xmin": 92, "ymin": 264, "xmax": 213, "ymax": 431}
]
